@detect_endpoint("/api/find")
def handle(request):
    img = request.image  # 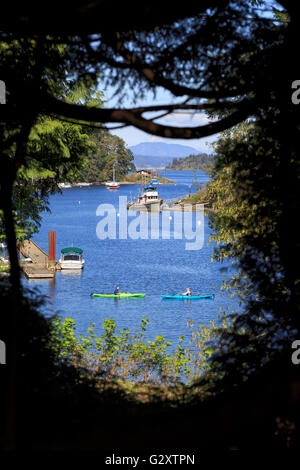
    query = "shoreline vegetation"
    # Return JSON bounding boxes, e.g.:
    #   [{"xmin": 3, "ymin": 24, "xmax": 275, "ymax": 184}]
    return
[
  {"xmin": 59, "ymin": 172, "xmax": 175, "ymax": 187},
  {"xmin": 181, "ymin": 185, "xmax": 211, "ymax": 205},
  {"xmin": 163, "ymin": 180, "xmax": 212, "ymax": 211},
  {"xmin": 118, "ymin": 173, "xmax": 175, "ymax": 184},
  {"xmin": 50, "ymin": 314, "xmax": 222, "ymax": 388}
]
